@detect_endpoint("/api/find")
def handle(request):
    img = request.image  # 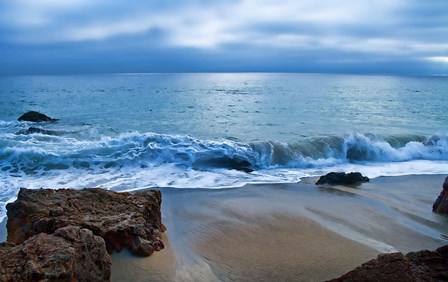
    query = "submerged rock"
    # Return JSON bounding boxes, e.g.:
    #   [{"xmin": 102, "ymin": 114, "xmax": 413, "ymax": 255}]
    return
[
  {"xmin": 193, "ymin": 157, "xmax": 254, "ymax": 173},
  {"xmin": 6, "ymin": 188, "xmax": 164, "ymax": 256},
  {"xmin": 327, "ymin": 245, "xmax": 448, "ymax": 281},
  {"xmin": 17, "ymin": 111, "xmax": 57, "ymax": 122},
  {"xmin": 316, "ymin": 172, "xmax": 369, "ymax": 186},
  {"xmin": 16, "ymin": 126, "xmax": 60, "ymax": 136},
  {"xmin": 229, "ymin": 160, "xmax": 254, "ymax": 173},
  {"xmin": 433, "ymin": 176, "xmax": 448, "ymax": 215},
  {"xmin": 0, "ymin": 226, "xmax": 111, "ymax": 282}
]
